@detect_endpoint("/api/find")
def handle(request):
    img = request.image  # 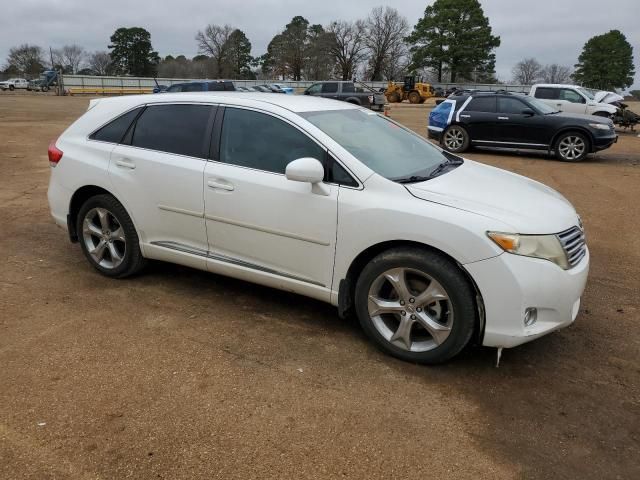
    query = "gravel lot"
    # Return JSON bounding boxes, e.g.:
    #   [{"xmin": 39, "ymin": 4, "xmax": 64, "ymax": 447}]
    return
[{"xmin": 1, "ymin": 93, "xmax": 638, "ymax": 479}]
